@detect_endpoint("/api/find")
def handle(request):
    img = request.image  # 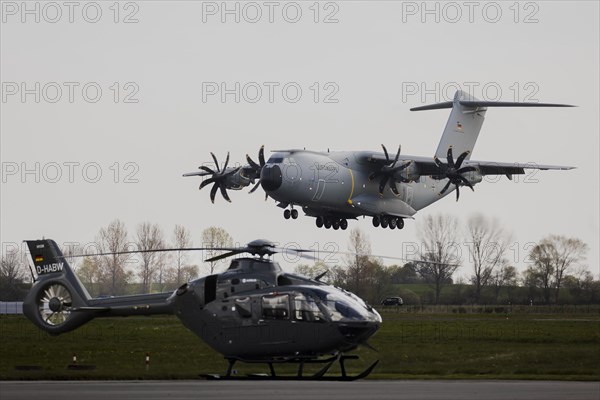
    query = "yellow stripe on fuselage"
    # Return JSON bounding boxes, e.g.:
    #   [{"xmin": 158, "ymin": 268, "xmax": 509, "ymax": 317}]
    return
[{"xmin": 347, "ymin": 168, "xmax": 355, "ymax": 205}]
